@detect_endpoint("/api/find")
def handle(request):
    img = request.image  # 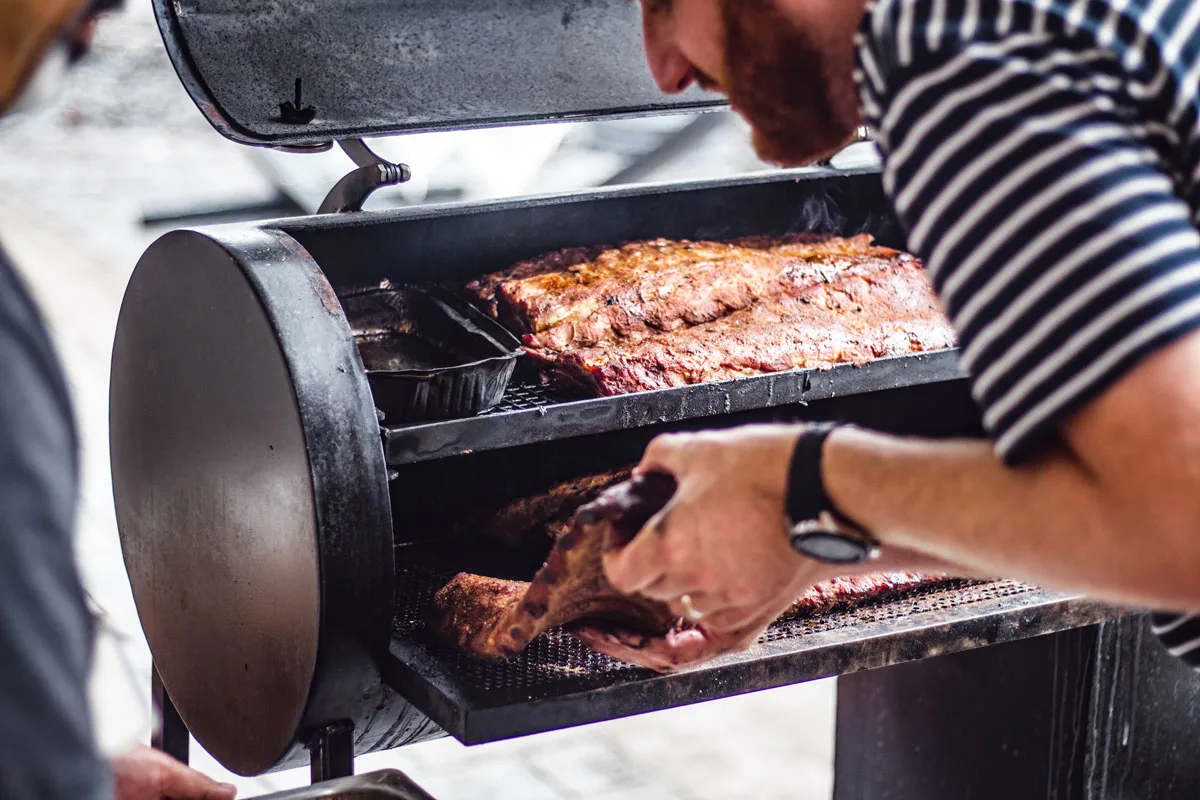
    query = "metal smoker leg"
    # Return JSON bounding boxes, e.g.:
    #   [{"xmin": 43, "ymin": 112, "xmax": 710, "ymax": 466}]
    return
[
  {"xmin": 151, "ymin": 663, "xmax": 190, "ymax": 765},
  {"xmin": 834, "ymin": 616, "xmax": 1200, "ymax": 799},
  {"xmin": 307, "ymin": 722, "xmax": 355, "ymax": 784}
]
